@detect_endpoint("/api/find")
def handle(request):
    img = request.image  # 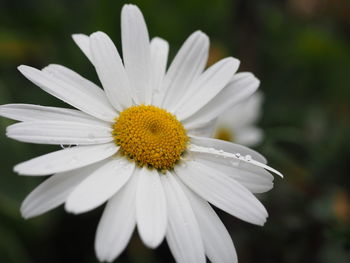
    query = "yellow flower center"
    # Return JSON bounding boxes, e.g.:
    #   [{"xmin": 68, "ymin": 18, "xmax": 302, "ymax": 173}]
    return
[
  {"xmin": 113, "ymin": 105, "xmax": 189, "ymax": 170},
  {"xmin": 215, "ymin": 127, "xmax": 234, "ymax": 142}
]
